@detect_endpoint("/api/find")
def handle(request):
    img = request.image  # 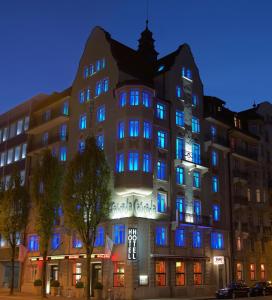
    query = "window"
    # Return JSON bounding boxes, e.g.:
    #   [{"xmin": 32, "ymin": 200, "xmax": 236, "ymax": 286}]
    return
[
  {"xmin": 192, "ymin": 117, "xmax": 200, "ymax": 133},
  {"xmin": 2, "ymin": 127, "xmax": 8, "ymax": 141},
  {"xmin": 157, "ymin": 192, "xmax": 167, "ymax": 213},
  {"xmin": 86, "ymin": 88, "xmax": 91, "ymax": 101},
  {"xmin": 236, "ymin": 237, "xmax": 242, "ymax": 251},
  {"xmin": 95, "ymin": 81, "xmax": 102, "ymax": 96},
  {"xmin": 89, "ymin": 64, "xmax": 94, "ymax": 76},
  {"xmin": 194, "ymin": 200, "xmax": 201, "ymax": 216},
  {"xmin": 101, "ymin": 58, "xmax": 106, "ymax": 69},
  {"xmin": 118, "ymin": 121, "xmax": 125, "ymax": 139},
  {"xmin": 193, "ymin": 262, "xmax": 202, "ymax": 285},
  {"xmin": 21, "ymin": 143, "xmax": 27, "ymax": 159},
  {"xmin": 212, "ymin": 176, "xmax": 219, "ymax": 192},
  {"xmin": 193, "ymin": 171, "xmax": 200, "ymax": 188},
  {"xmin": 72, "ymin": 263, "xmax": 82, "ymax": 285},
  {"xmin": 17, "ymin": 119, "xmax": 23, "ymax": 135},
  {"xmin": 143, "ymin": 153, "xmax": 151, "ymax": 173},
  {"xmin": 176, "ymin": 167, "xmax": 184, "ymax": 185},
  {"xmin": 213, "ymin": 204, "xmax": 220, "ymax": 221},
  {"xmin": 155, "ymin": 227, "xmax": 167, "ymax": 246},
  {"xmin": 14, "ymin": 146, "xmax": 21, "ymax": 162},
  {"xmin": 236, "ymin": 263, "xmax": 243, "ymax": 280},
  {"xmin": 60, "ymin": 124, "xmax": 67, "ymax": 141},
  {"xmin": 250, "ymin": 264, "xmax": 256, "ymax": 281},
  {"xmin": 129, "ymin": 120, "xmax": 139, "ymax": 137},
  {"xmin": 130, "ymin": 90, "xmax": 139, "ymax": 106},
  {"xmin": 119, "ymin": 92, "xmax": 126, "ymax": 107},
  {"xmin": 211, "ymin": 232, "xmax": 224, "ymax": 249},
  {"xmin": 79, "ymin": 90, "xmax": 85, "ymax": 103},
  {"xmin": 72, "ymin": 236, "xmax": 83, "ymax": 248},
  {"xmin": 97, "ymin": 105, "xmax": 105, "ymax": 122},
  {"xmin": 59, "ymin": 147, "xmax": 67, "ymax": 161},
  {"xmin": 116, "ymin": 153, "xmax": 124, "ymax": 173},
  {"xmin": 113, "ymin": 224, "xmax": 125, "ymax": 244},
  {"xmin": 211, "ymin": 125, "xmax": 217, "ymax": 137},
  {"xmin": 157, "ymin": 161, "xmax": 166, "ymax": 180},
  {"xmin": 186, "ymin": 69, "xmax": 192, "ymax": 79},
  {"xmin": 157, "ymin": 130, "xmax": 167, "ymax": 149},
  {"xmin": 192, "ymin": 231, "xmax": 202, "ymax": 248},
  {"xmin": 176, "ymin": 197, "xmax": 184, "ymax": 221},
  {"xmin": 142, "ymin": 91, "xmax": 152, "ymax": 107},
  {"xmin": 192, "ymin": 95, "xmax": 198, "ymax": 107},
  {"xmin": 9, "ymin": 123, "xmax": 16, "ymax": 138},
  {"xmin": 103, "ymin": 78, "xmax": 109, "ymax": 92},
  {"xmin": 155, "ymin": 261, "xmax": 166, "ymax": 286},
  {"xmin": 128, "ymin": 152, "xmax": 139, "ymax": 171},
  {"xmin": 156, "ymin": 103, "xmax": 166, "ymax": 119},
  {"xmin": 176, "ymin": 137, "xmax": 184, "ymax": 159},
  {"xmin": 63, "ymin": 101, "xmax": 69, "ymax": 115},
  {"xmin": 84, "ymin": 66, "xmax": 89, "ymax": 79},
  {"xmin": 51, "ymin": 233, "xmax": 61, "ymax": 249},
  {"xmin": 260, "ymin": 264, "xmax": 266, "ymax": 280},
  {"xmin": 211, "ymin": 150, "xmax": 218, "ymax": 166},
  {"xmin": 78, "ymin": 140, "xmax": 85, "ymax": 153},
  {"xmin": 7, "ymin": 148, "xmax": 13, "ymax": 164},
  {"xmin": 176, "ymin": 110, "xmax": 184, "ymax": 127},
  {"xmin": 113, "ymin": 262, "xmax": 125, "ymax": 287},
  {"xmin": 192, "ymin": 143, "xmax": 201, "ymax": 164},
  {"xmin": 94, "ymin": 226, "xmax": 104, "ymax": 247},
  {"xmin": 256, "ymin": 189, "xmax": 261, "ymax": 203},
  {"xmin": 176, "ymin": 86, "xmax": 182, "ymax": 98},
  {"xmin": 28, "ymin": 235, "xmax": 39, "ymax": 252},
  {"xmin": 176, "ymin": 262, "xmax": 185, "ymax": 286},
  {"xmin": 79, "ymin": 114, "xmax": 87, "ymax": 130},
  {"xmin": 175, "ymin": 229, "xmax": 185, "ymax": 247},
  {"xmin": 143, "ymin": 121, "xmax": 152, "ymax": 139},
  {"xmin": 247, "ymin": 188, "xmax": 251, "ymax": 202},
  {"xmin": 0, "ymin": 152, "xmax": 6, "ymax": 167},
  {"xmin": 96, "ymin": 60, "xmax": 101, "ymax": 72},
  {"xmin": 42, "ymin": 132, "xmax": 48, "ymax": 145},
  {"xmin": 96, "ymin": 134, "xmax": 104, "ymax": 150}
]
